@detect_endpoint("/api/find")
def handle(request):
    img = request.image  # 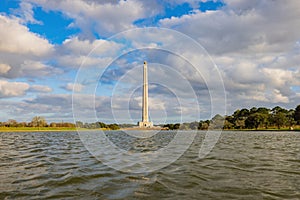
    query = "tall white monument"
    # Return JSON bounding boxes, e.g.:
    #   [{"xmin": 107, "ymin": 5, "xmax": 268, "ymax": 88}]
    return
[{"xmin": 138, "ymin": 61, "xmax": 153, "ymax": 128}]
